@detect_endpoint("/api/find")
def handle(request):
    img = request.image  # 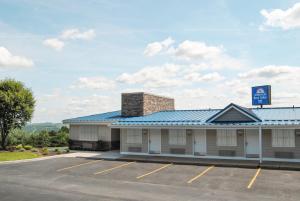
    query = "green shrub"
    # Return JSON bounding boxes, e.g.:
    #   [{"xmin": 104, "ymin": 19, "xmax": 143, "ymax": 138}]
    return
[
  {"xmin": 23, "ymin": 145, "xmax": 33, "ymax": 150},
  {"xmin": 65, "ymin": 148, "xmax": 70, "ymax": 153},
  {"xmin": 34, "ymin": 131, "xmax": 50, "ymax": 148},
  {"xmin": 56, "ymin": 150, "xmax": 62, "ymax": 154},
  {"xmin": 49, "ymin": 132, "xmax": 69, "ymax": 147},
  {"xmin": 41, "ymin": 147, "xmax": 48, "ymax": 155},
  {"xmin": 54, "ymin": 148, "xmax": 59, "ymax": 152},
  {"xmin": 19, "ymin": 148, "xmax": 25, "ymax": 152},
  {"xmin": 7, "ymin": 146, "xmax": 16, "ymax": 152},
  {"xmin": 31, "ymin": 148, "xmax": 38, "ymax": 152},
  {"xmin": 7, "ymin": 129, "xmax": 29, "ymax": 146},
  {"xmin": 15, "ymin": 144, "xmax": 23, "ymax": 150}
]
